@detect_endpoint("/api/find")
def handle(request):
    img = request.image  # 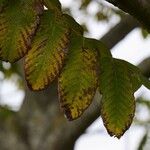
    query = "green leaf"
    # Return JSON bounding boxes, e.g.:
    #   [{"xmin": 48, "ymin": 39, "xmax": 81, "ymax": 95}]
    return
[
  {"xmin": 122, "ymin": 59, "xmax": 150, "ymax": 91},
  {"xmin": 121, "ymin": 60, "xmax": 142, "ymax": 92},
  {"xmin": 0, "ymin": 0, "xmax": 40, "ymax": 62},
  {"xmin": 62, "ymin": 14, "xmax": 83, "ymax": 35},
  {"xmin": 0, "ymin": 0, "xmax": 5, "ymax": 11},
  {"xmin": 99, "ymin": 58, "xmax": 135, "ymax": 138},
  {"xmin": 58, "ymin": 36, "xmax": 98, "ymax": 120},
  {"xmin": 94, "ymin": 39, "xmax": 112, "ymax": 59},
  {"xmin": 25, "ymin": 11, "xmax": 70, "ymax": 91},
  {"xmin": 43, "ymin": 0, "xmax": 61, "ymax": 11},
  {"xmin": 0, "ymin": 0, "xmax": 5, "ymax": 8},
  {"xmin": 141, "ymin": 75, "xmax": 150, "ymax": 89}
]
